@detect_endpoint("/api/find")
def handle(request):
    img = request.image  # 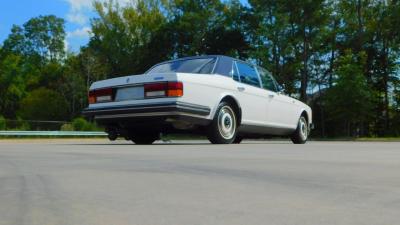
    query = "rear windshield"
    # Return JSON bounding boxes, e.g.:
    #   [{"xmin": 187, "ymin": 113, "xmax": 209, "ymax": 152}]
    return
[{"xmin": 146, "ymin": 57, "xmax": 216, "ymax": 74}]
